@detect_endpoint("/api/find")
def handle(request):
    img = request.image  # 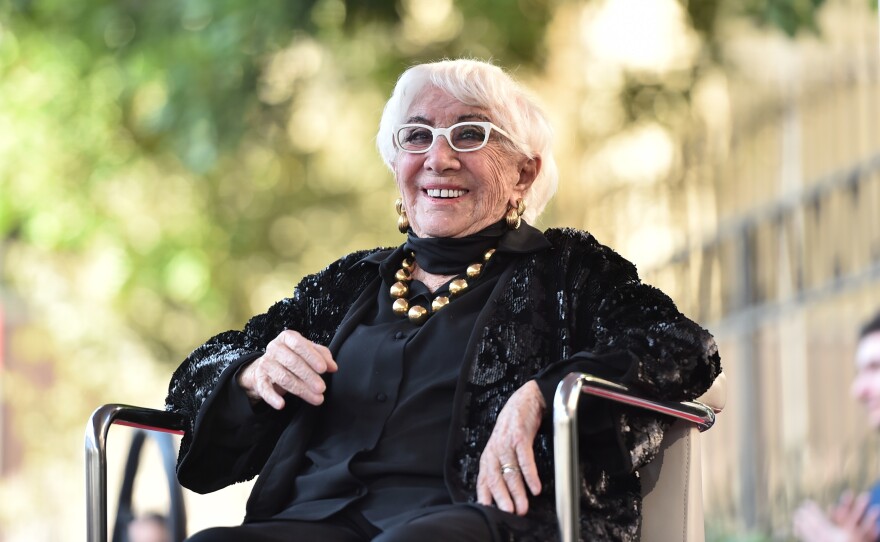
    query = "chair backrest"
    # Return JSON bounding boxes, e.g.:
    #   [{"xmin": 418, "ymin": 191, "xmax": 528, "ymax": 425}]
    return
[
  {"xmin": 638, "ymin": 373, "xmax": 727, "ymax": 542},
  {"xmin": 638, "ymin": 421, "xmax": 705, "ymax": 541}
]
